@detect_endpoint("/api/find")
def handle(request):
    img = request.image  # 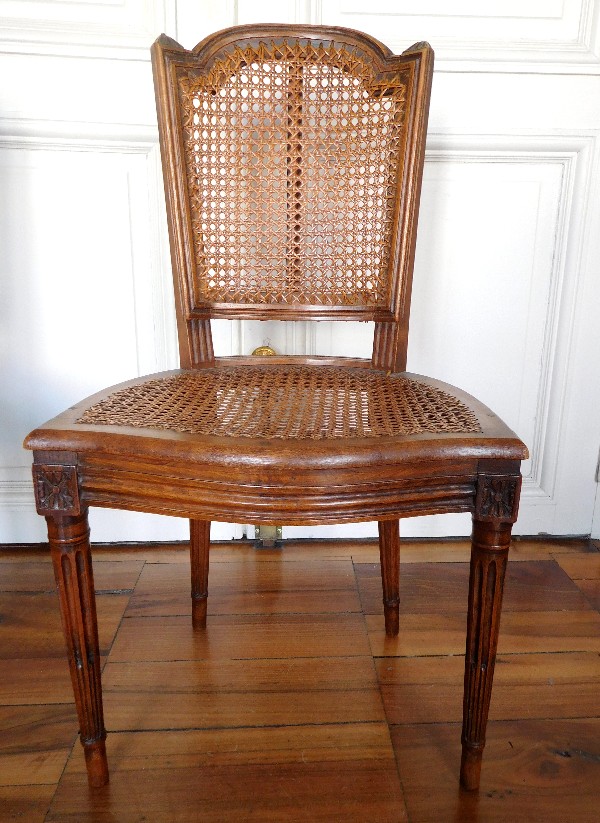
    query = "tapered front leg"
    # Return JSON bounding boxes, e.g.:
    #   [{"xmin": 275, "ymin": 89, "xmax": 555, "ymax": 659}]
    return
[
  {"xmin": 47, "ymin": 510, "xmax": 108, "ymax": 788},
  {"xmin": 461, "ymin": 470, "xmax": 521, "ymax": 790},
  {"xmin": 190, "ymin": 519, "xmax": 211, "ymax": 630},
  {"xmin": 378, "ymin": 519, "xmax": 400, "ymax": 636},
  {"xmin": 460, "ymin": 517, "xmax": 512, "ymax": 790}
]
